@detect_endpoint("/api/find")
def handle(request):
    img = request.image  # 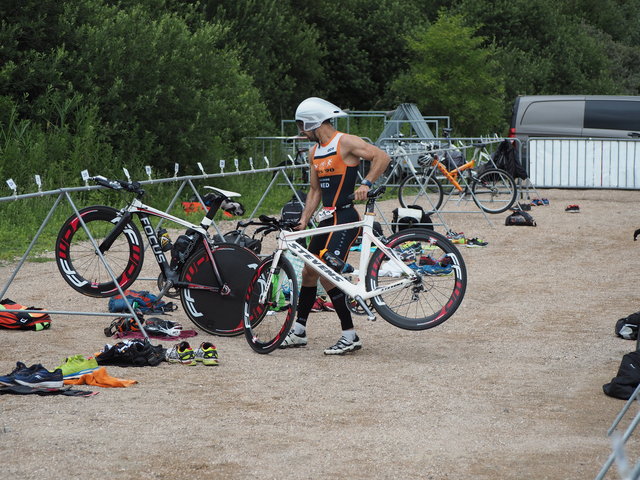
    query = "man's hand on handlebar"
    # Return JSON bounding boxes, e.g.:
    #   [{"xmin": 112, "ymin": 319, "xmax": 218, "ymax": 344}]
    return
[{"xmin": 353, "ymin": 184, "xmax": 370, "ymax": 202}]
